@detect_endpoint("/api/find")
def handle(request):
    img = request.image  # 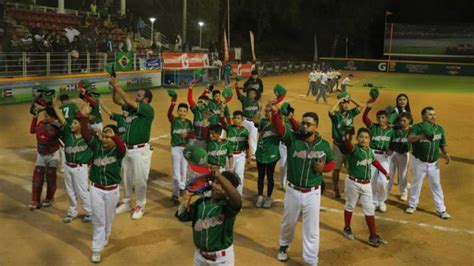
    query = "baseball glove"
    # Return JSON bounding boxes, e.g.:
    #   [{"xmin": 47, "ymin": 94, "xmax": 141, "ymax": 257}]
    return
[{"xmin": 185, "ymin": 175, "xmax": 211, "ymax": 195}]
